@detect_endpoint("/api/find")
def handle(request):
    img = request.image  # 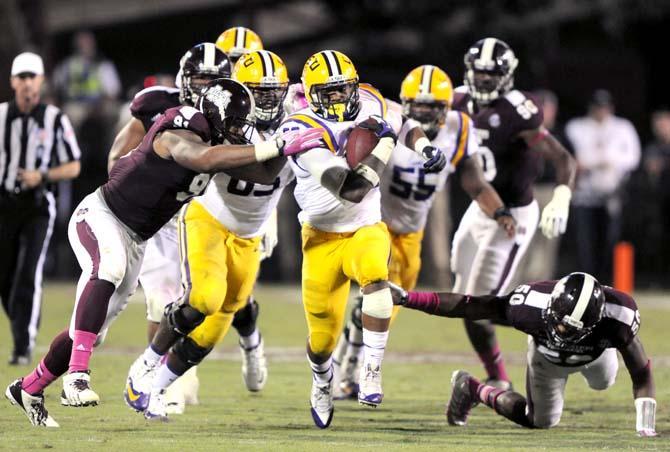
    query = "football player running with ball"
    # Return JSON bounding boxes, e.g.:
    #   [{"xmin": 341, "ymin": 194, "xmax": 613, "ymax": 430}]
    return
[
  {"xmin": 451, "ymin": 38, "xmax": 576, "ymax": 389},
  {"xmin": 4, "ymin": 79, "xmax": 323, "ymax": 427},
  {"xmin": 390, "ymin": 273, "xmax": 657, "ymax": 437},
  {"xmin": 334, "ymin": 65, "xmax": 516, "ymax": 398},
  {"xmin": 280, "ymin": 50, "xmax": 446, "ymax": 428}
]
